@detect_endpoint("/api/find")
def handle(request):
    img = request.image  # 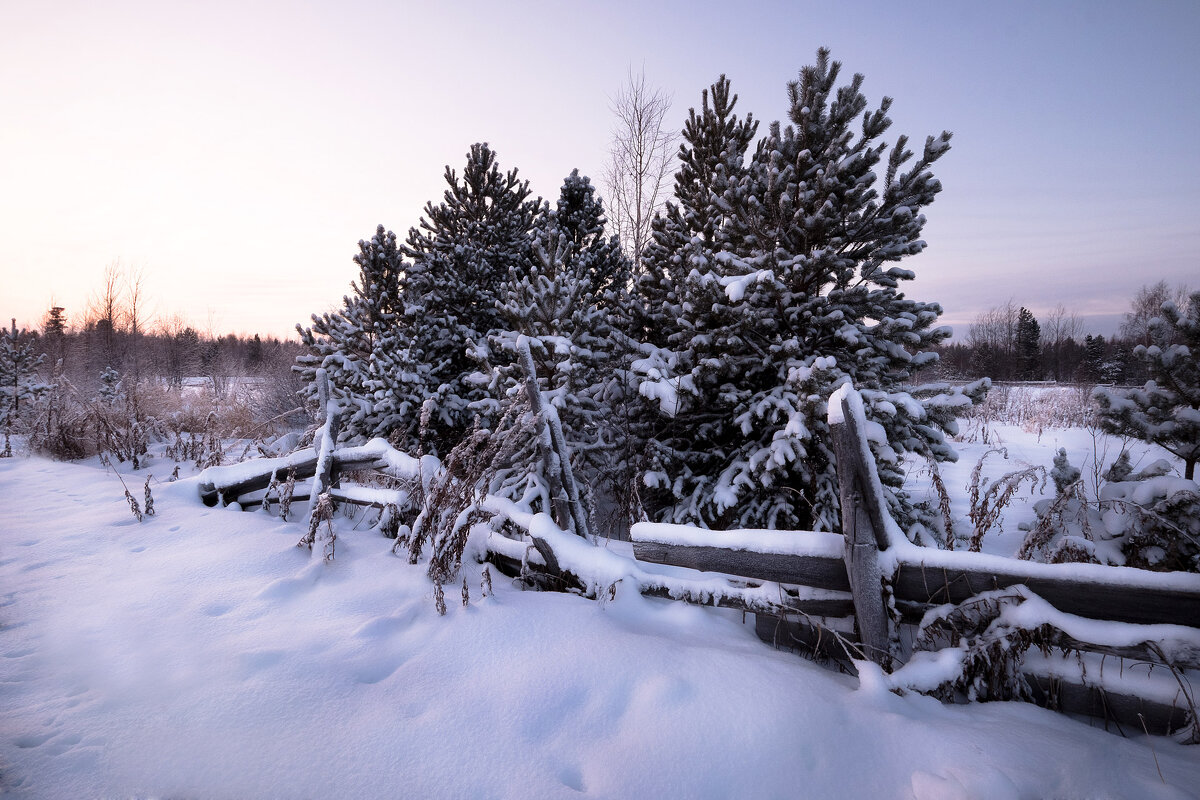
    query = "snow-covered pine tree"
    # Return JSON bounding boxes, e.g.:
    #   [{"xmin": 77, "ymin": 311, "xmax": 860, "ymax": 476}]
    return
[
  {"xmin": 634, "ymin": 50, "xmax": 985, "ymax": 534},
  {"xmin": 296, "ymin": 226, "xmax": 425, "ymax": 445},
  {"xmin": 491, "ymin": 170, "xmax": 632, "ymax": 506},
  {"xmin": 626, "ymin": 77, "xmax": 758, "ymax": 518},
  {"xmin": 1094, "ymin": 291, "xmax": 1200, "ymax": 480},
  {"xmin": 401, "ymin": 143, "xmax": 542, "ymax": 454},
  {"xmin": 633, "ymin": 76, "xmax": 758, "ymax": 350}
]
